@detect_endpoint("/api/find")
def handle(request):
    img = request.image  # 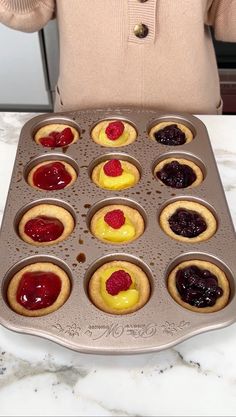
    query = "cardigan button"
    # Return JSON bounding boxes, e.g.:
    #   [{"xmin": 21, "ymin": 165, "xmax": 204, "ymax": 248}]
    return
[{"xmin": 134, "ymin": 23, "xmax": 149, "ymax": 38}]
